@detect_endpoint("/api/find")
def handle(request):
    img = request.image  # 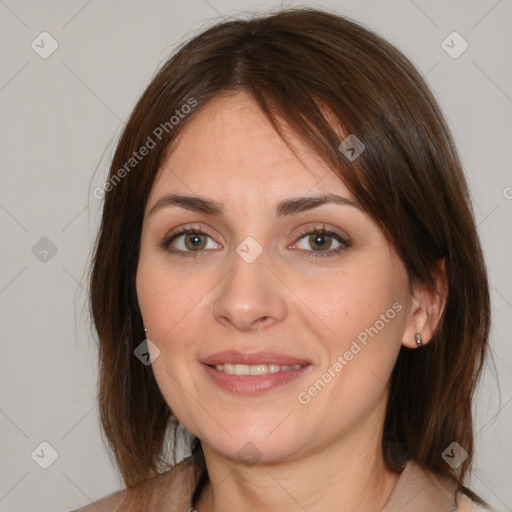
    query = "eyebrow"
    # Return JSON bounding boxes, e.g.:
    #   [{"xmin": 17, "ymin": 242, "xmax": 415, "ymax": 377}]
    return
[{"xmin": 148, "ymin": 193, "xmax": 362, "ymax": 219}]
